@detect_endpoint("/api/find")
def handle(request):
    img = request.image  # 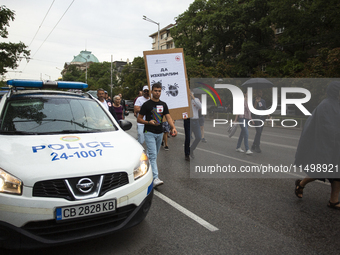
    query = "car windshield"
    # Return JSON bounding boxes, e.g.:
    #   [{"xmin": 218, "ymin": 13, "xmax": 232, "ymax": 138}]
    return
[{"xmin": 0, "ymin": 96, "xmax": 117, "ymax": 135}]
